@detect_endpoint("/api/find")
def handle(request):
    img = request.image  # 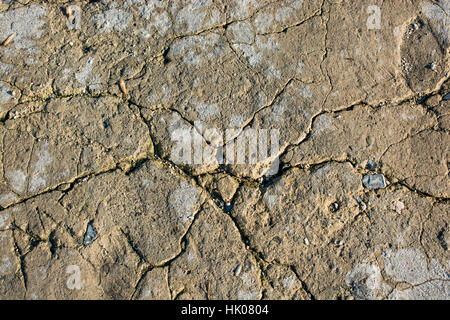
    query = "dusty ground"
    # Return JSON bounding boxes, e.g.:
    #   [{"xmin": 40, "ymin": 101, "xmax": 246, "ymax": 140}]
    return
[{"xmin": 0, "ymin": 0, "xmax": 449, "ymax": 300}]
